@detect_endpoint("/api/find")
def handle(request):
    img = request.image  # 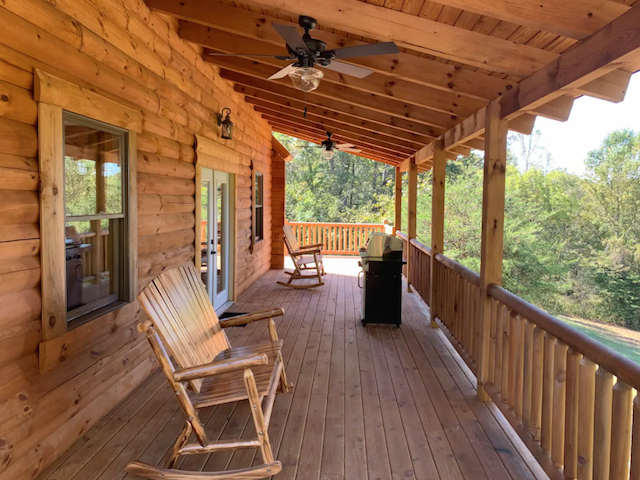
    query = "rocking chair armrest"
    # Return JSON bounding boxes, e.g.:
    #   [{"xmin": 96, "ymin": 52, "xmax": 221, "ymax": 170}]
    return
[
  {"xmin": 290, "ymin": 249, "xmax": 321, "ymax": 257},
  {"xmin": 299, "ymin": 243, "xmax": 324, "ymax": 250},
  {"xmin": 172, "ymin": 353, "xmax": 268, "ymax": 383},
  {"xmin": 219, "ymin": 308, "xmax": 285, "ymax": 328}
]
